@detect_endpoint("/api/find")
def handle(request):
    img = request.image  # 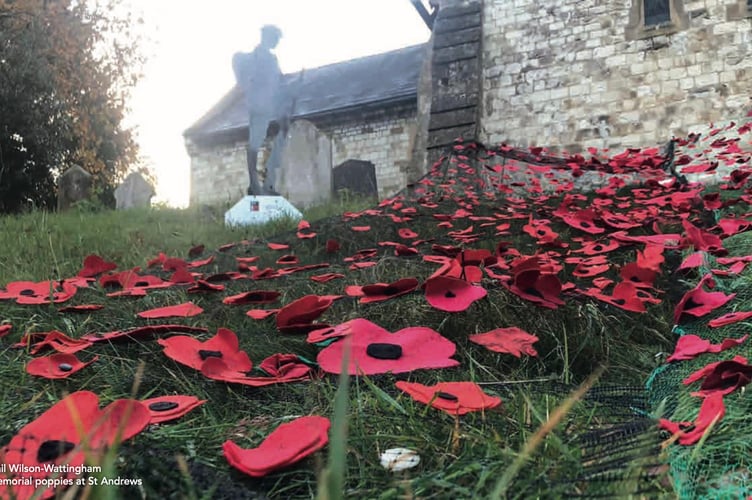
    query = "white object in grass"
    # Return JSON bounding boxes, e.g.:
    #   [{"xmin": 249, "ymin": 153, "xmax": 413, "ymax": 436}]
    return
[{"xmin": 380, "ymin": 448, "xmax": 420, "ymax": 472}]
